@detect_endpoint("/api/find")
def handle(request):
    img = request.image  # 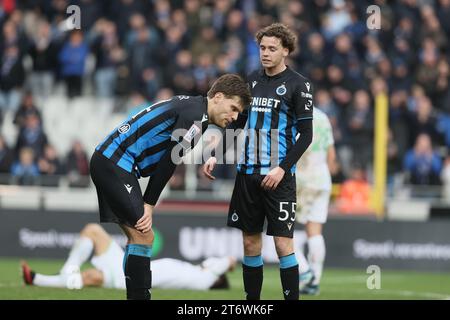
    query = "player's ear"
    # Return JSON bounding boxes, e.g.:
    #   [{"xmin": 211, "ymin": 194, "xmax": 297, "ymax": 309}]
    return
[{"xmin": 214, "ymin": 92, "xmax": 224, "ymax": 101}]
